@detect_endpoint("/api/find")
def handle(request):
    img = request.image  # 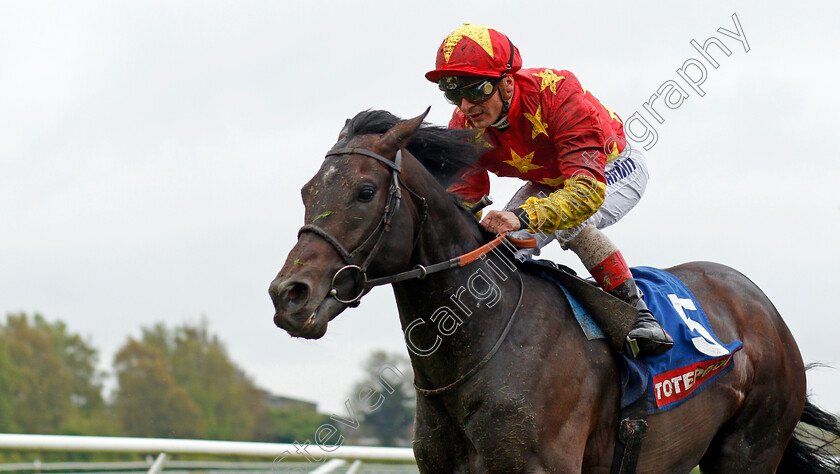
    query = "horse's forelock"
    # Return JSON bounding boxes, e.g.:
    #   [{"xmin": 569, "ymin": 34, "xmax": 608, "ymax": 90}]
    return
[
  {"xmin": 329, "ymin": 110, "xmax": 490, "ymax": 244},
  {"xmin": 337, "ymin": 110, "xmax": 486, "ymax": 188}
]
